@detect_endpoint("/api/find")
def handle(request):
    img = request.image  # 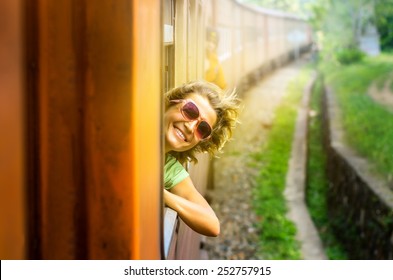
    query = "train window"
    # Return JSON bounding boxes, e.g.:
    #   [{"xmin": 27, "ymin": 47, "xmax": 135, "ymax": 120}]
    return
[{"xmin": 163, "ymin": 0, "xmax": 175, "ymax": 93}]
